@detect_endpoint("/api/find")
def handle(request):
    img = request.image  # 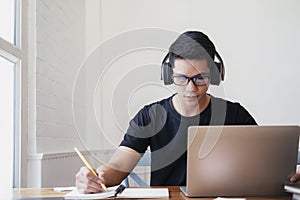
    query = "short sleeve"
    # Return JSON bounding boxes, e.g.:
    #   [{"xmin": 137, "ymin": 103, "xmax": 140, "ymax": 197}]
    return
[{"xmin": 119, "ymin": 106, "xmax": 152, "ymax": 153}]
